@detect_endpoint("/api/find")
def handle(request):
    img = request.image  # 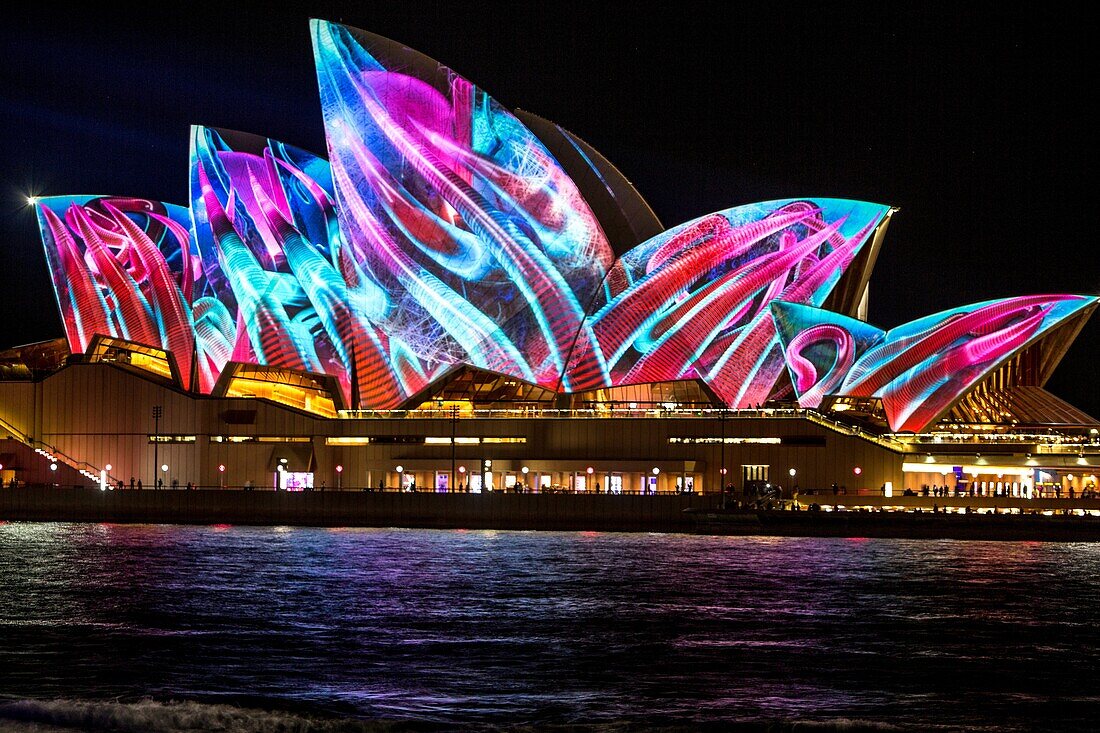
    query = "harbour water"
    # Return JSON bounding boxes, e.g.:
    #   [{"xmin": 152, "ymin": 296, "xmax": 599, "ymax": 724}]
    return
[{"xmin": 1, "ymin": 522, "xmax": 1098, "ymax": 731}]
